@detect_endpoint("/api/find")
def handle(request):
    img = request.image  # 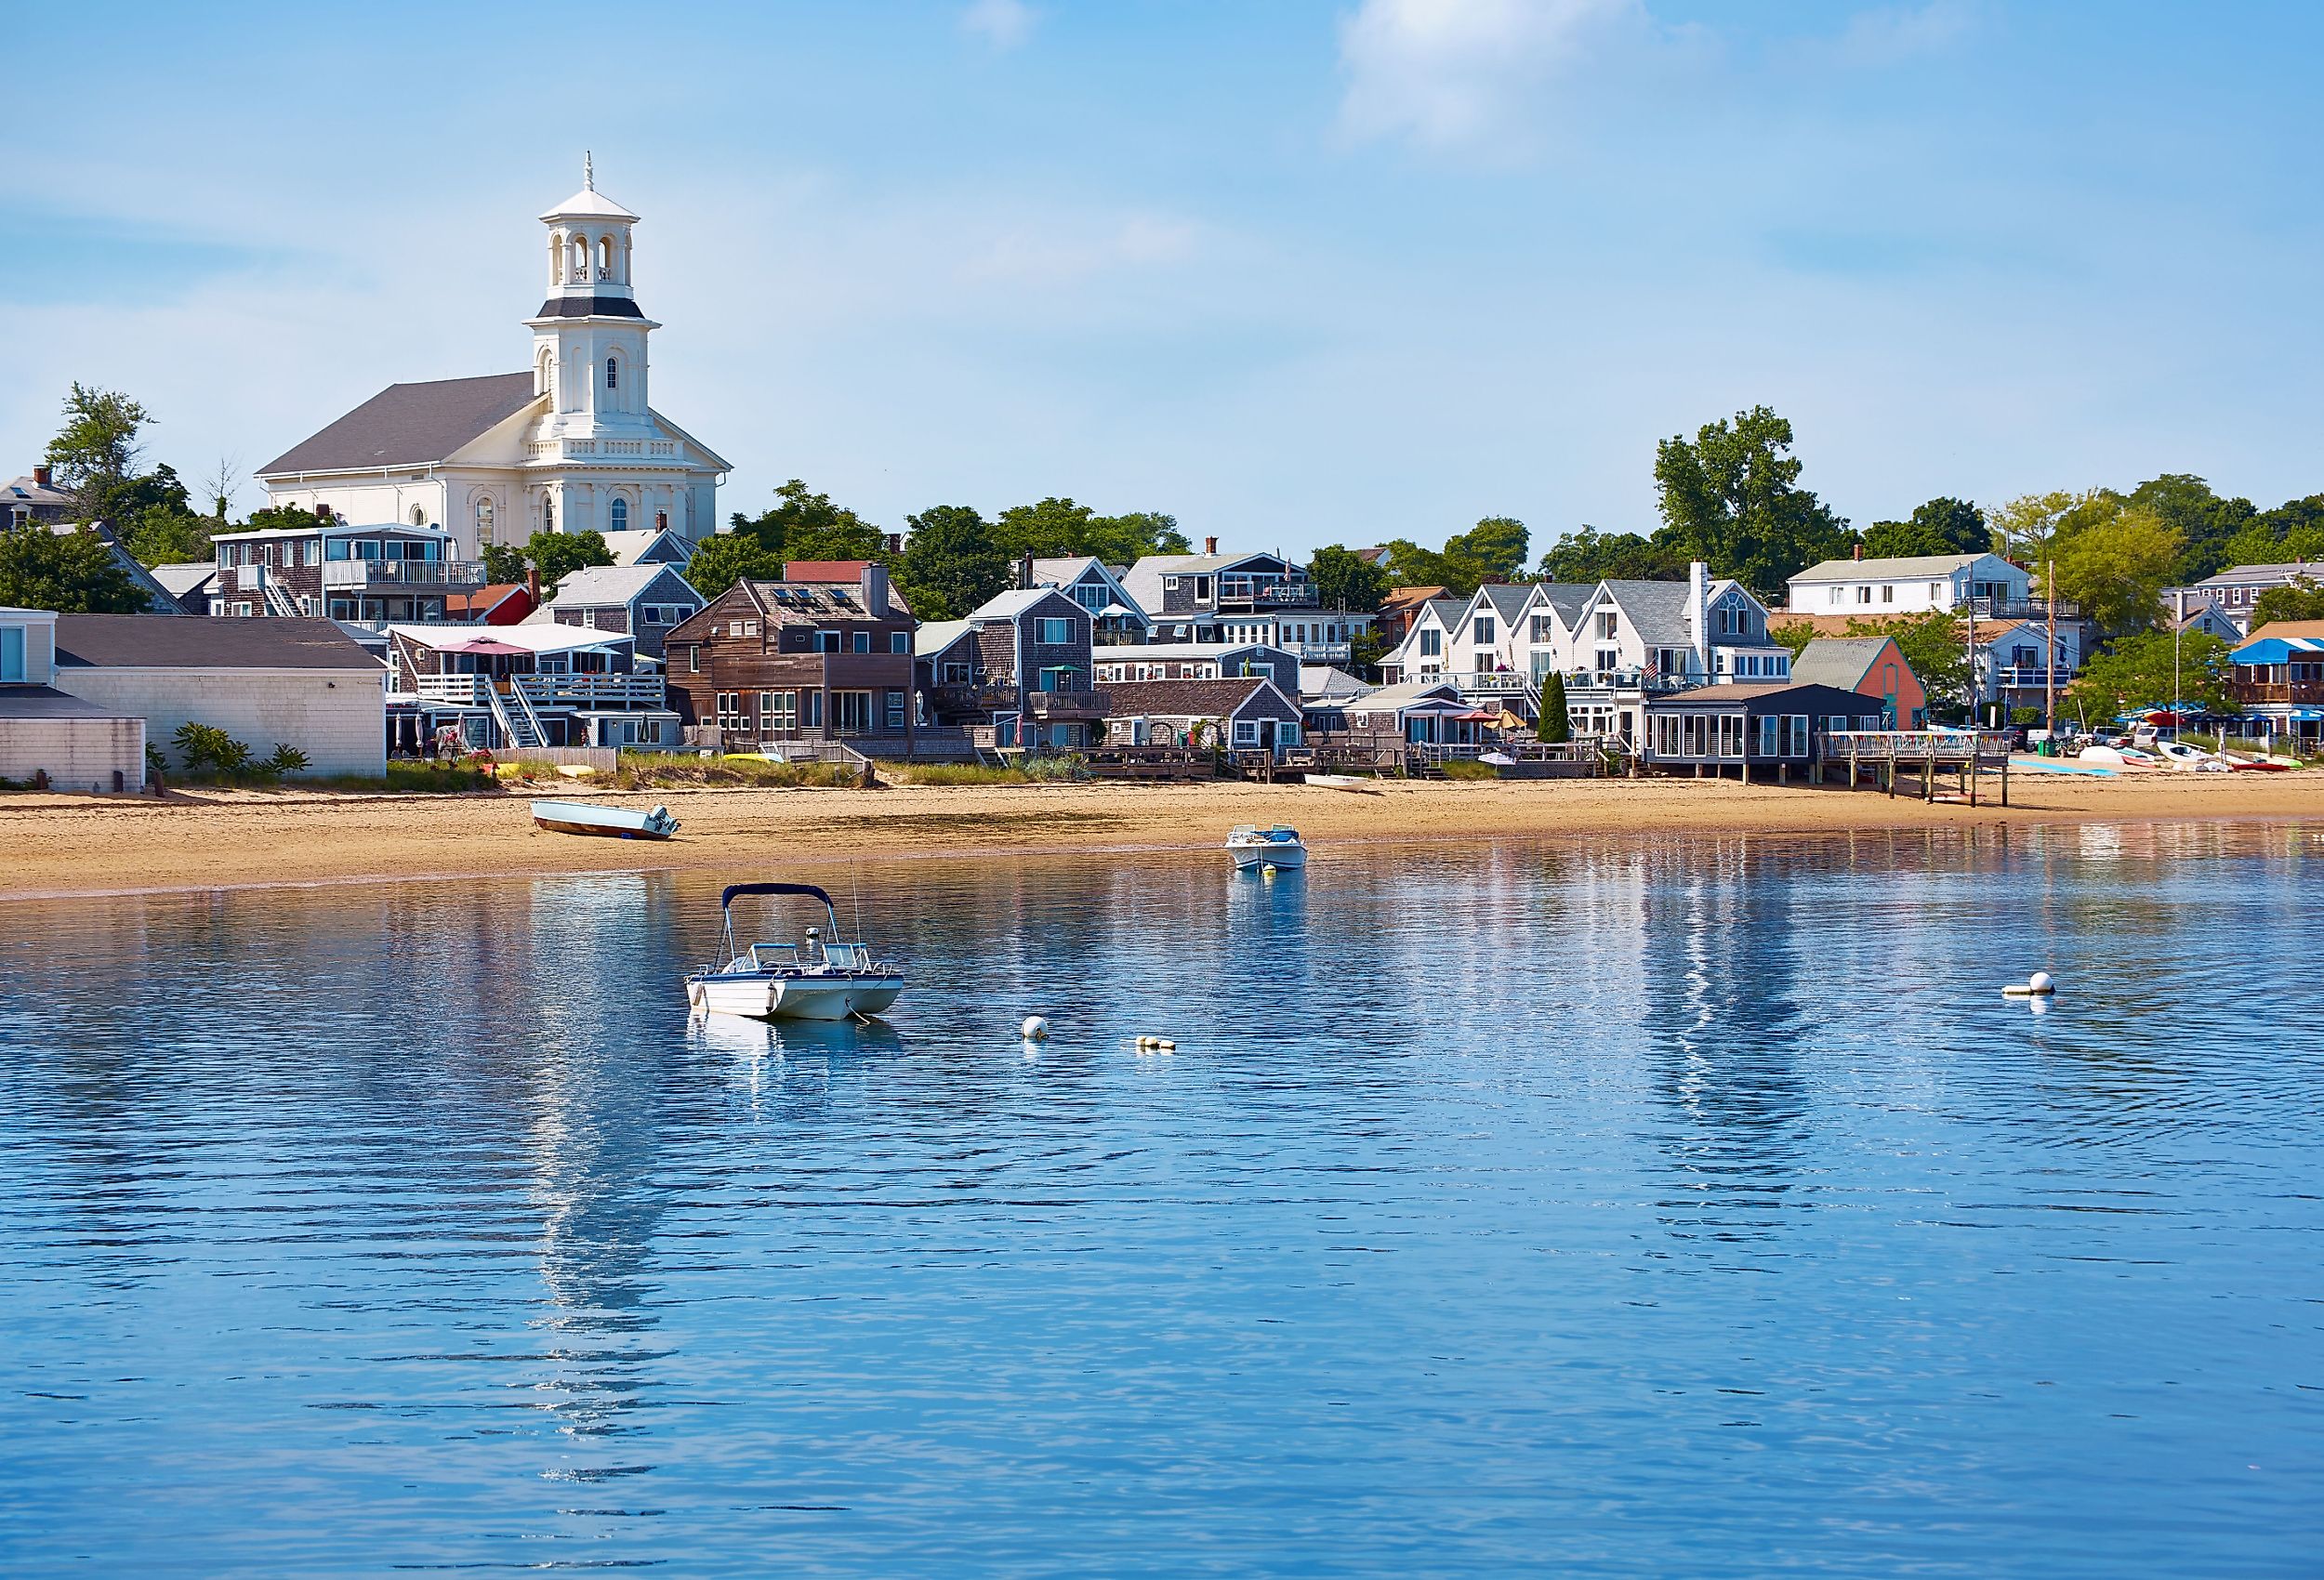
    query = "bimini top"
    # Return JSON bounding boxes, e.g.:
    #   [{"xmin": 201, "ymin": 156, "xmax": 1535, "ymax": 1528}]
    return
[
  {"xmin": 2231, "ymin": 634, "xmax": 2324, "ymax": 665},
  {"xmin": 720, "ymin": 881, "xmax": 836, "ymax": 910}
]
